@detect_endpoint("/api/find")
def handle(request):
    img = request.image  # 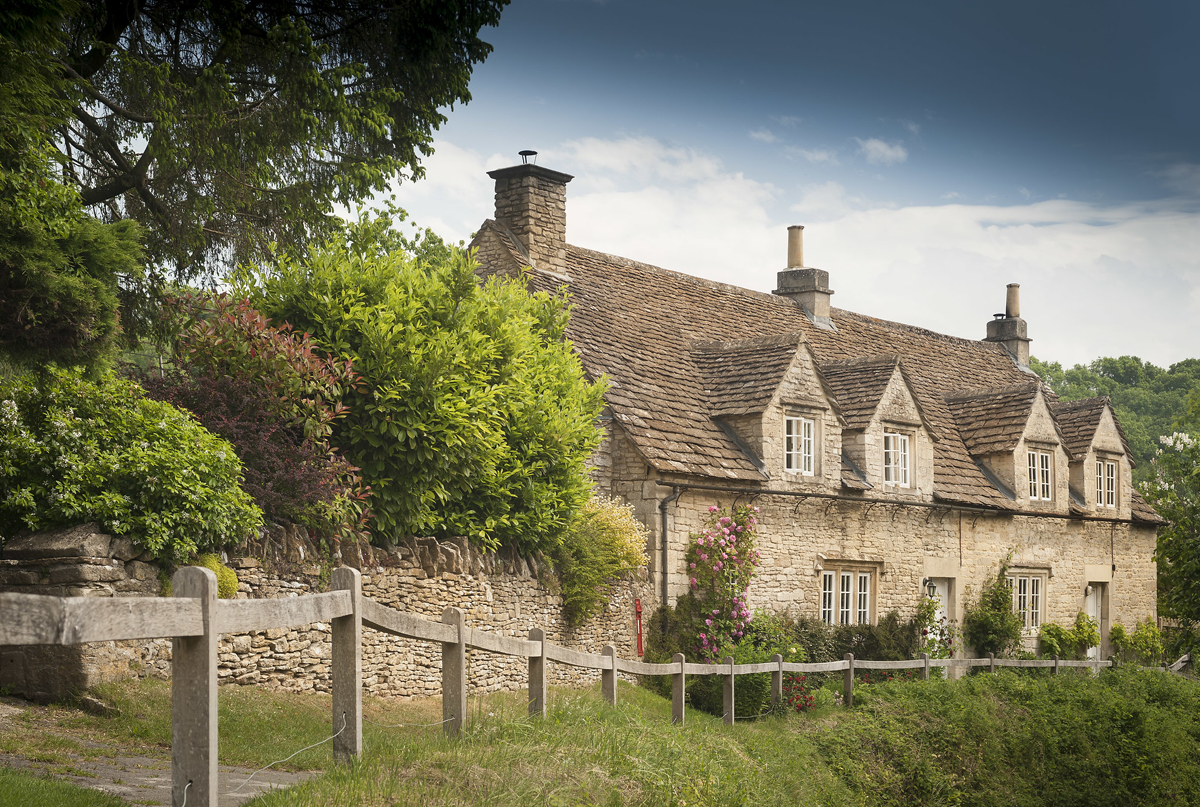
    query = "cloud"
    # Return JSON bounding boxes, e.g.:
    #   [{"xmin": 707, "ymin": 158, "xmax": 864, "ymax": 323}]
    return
[
  {"xmin": 1018, "ymin": 186, "xmax": 1032, "ymax": 199},
  {"xmin": 390, "ymin": 136, "xmax": 1200, "ymax": 366},
  {"xmin": 856, "ymin": 138, "xmax": 908, "ymax": 165},
  {"xmin": 1158, "ymin": 162, "xmax": 1200, "ymax": 195},
  {"xmin": 900, "ymin": 119, "xmax": 921, "ymax": 136},
  {"xmin": 749, "ymin": 128, "xmax": 779, "ymax": 144},
  {"xmin": 772, "ymin": 115, "xmax": 801, "ymax": 127},
  {"xmin": 942, "ymin": 191, "xmax": 964, "ymax": 200},
  {"xmin": 785, "ymin": 147, "xmax": 840, "ymax": 166}
]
